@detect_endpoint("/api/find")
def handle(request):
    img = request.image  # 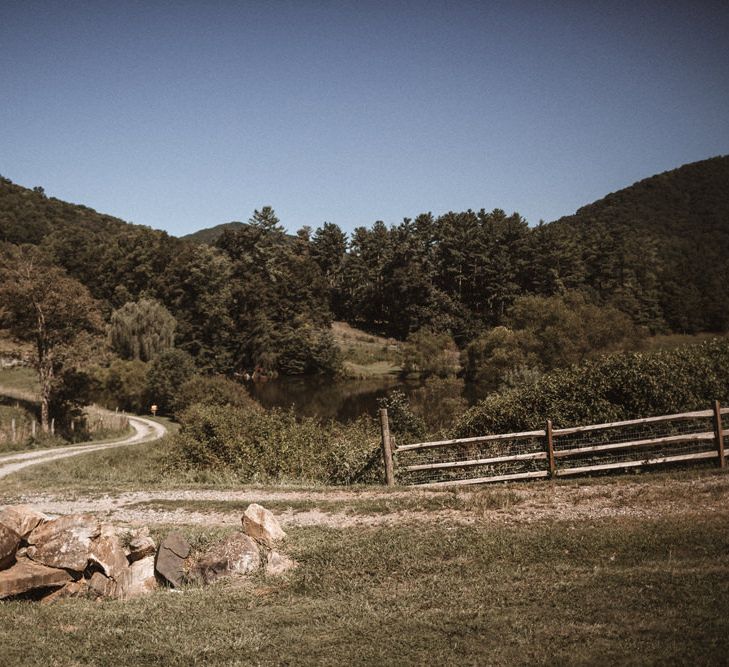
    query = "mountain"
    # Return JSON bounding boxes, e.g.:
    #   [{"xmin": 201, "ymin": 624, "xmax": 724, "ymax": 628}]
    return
[
  {"xmin": 181, "ymin": 221, "xmax": 247, "ymax": 244},
  {"xmin": 544, "ymin": 155, "xmax": 729, "ymax": 331}
]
